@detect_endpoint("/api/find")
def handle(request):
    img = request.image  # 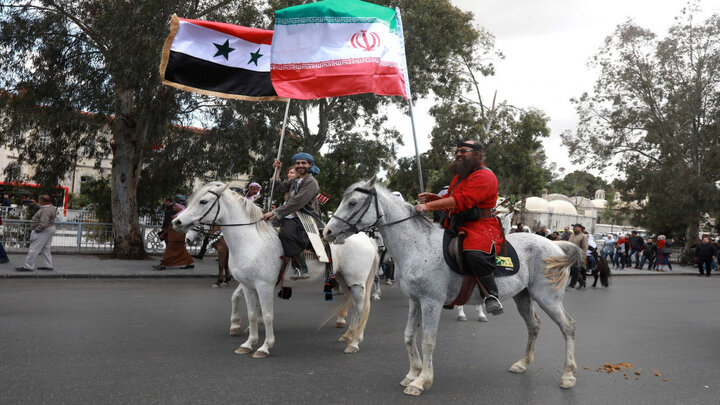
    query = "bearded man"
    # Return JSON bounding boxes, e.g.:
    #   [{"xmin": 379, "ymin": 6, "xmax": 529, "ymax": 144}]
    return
[
  {"xmin": 263, "ymin": 152, "xmax": 321, "ymax": 278},
  {"xmin": 414, "ymin": 139, "xmax": 504, "ymax": 315}
]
